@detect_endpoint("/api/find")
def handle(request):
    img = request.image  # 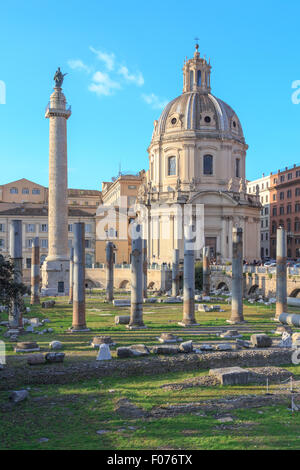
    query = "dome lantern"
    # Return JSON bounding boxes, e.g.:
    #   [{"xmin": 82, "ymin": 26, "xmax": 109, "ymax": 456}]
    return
[{"xmin": 183, "ymin": 44, "xmax": 211, "ymax": 94}]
